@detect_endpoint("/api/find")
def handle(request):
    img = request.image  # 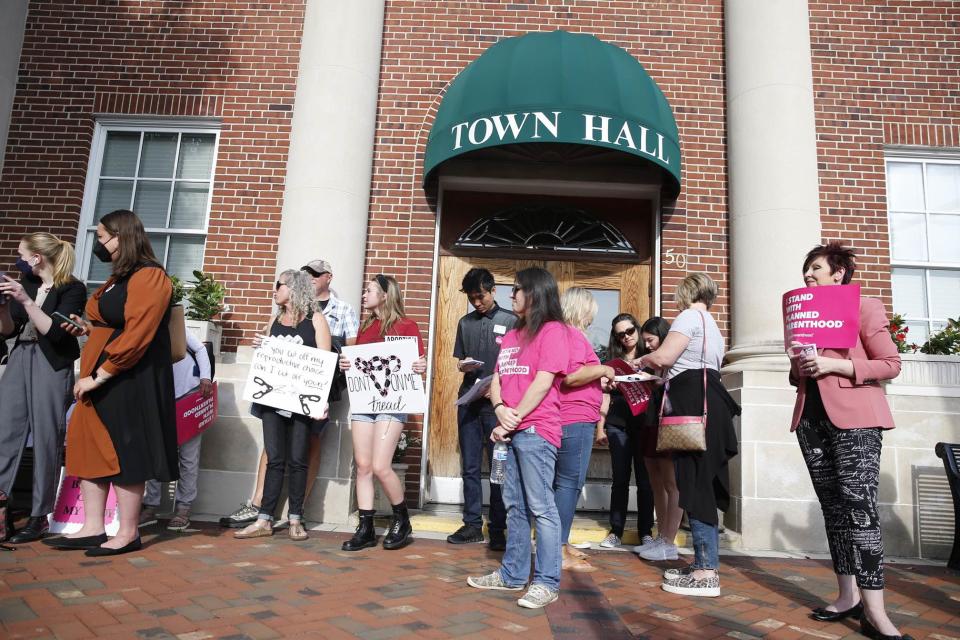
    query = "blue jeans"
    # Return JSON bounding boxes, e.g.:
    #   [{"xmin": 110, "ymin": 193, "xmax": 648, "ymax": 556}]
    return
[
  {"xmin": 690, "ymin": 516, "xmax": 719, "ymax": 569},
  {"xmin": 458, "ymin": 404, "xmax": 505, "ymax": 534},
  {"xmin": 554, "ymin": 422, "xmax": 596, "ymax": 544},
  {"xmin": 498, "ymin": 428, "xmax": 561, "ymax": 591}
]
